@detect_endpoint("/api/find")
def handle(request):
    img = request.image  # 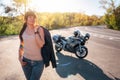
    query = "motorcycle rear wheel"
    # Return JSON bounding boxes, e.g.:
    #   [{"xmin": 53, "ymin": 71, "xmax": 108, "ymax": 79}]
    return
[{"xmin": 75, "ymin": 46, "xmax": 88, "ymax": 59}]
